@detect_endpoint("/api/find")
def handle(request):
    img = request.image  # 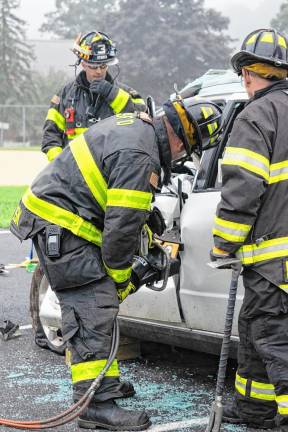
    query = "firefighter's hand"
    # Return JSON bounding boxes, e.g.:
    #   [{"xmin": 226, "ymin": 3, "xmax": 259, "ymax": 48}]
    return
[
  {"xmin": 210, "ymin": 247, "xmax": 235, "ymax": 269},
  {"xmin": 89, "ymin": 80, "xmax": 113, "ymax": 98},
  {"xmin": 147, "ymin": 207, "xmax": 166, "ymax": 236},
  {"xmin": 117, "ymin": 281, "xmax": 137, "ymax": 303}
]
